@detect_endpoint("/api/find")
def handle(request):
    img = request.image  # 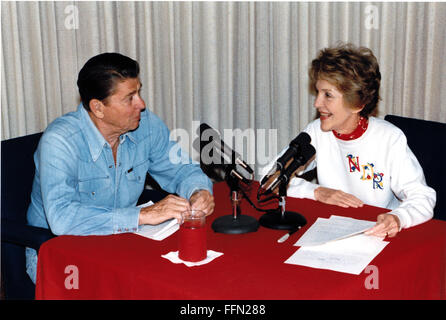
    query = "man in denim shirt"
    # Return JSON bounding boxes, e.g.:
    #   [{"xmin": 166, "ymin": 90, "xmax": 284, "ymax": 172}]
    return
[{"xmin": 26, "ymin": 53, "xmax": 215, "ymax": 283}]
